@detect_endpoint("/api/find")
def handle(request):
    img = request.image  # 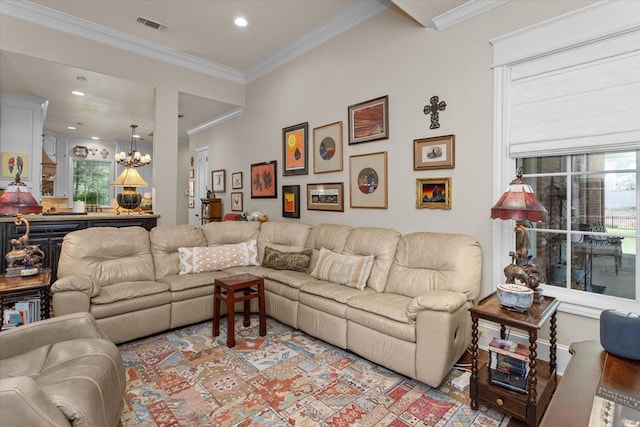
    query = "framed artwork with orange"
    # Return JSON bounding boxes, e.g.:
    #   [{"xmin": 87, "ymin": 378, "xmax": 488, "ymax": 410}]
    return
[
  {"xmin": 251, "ymin": 160, "xmax": 277, "ymax": 198},
  {"xmin": 282, "ymin": 122, "xmax": 308, "ymax": 176}
]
